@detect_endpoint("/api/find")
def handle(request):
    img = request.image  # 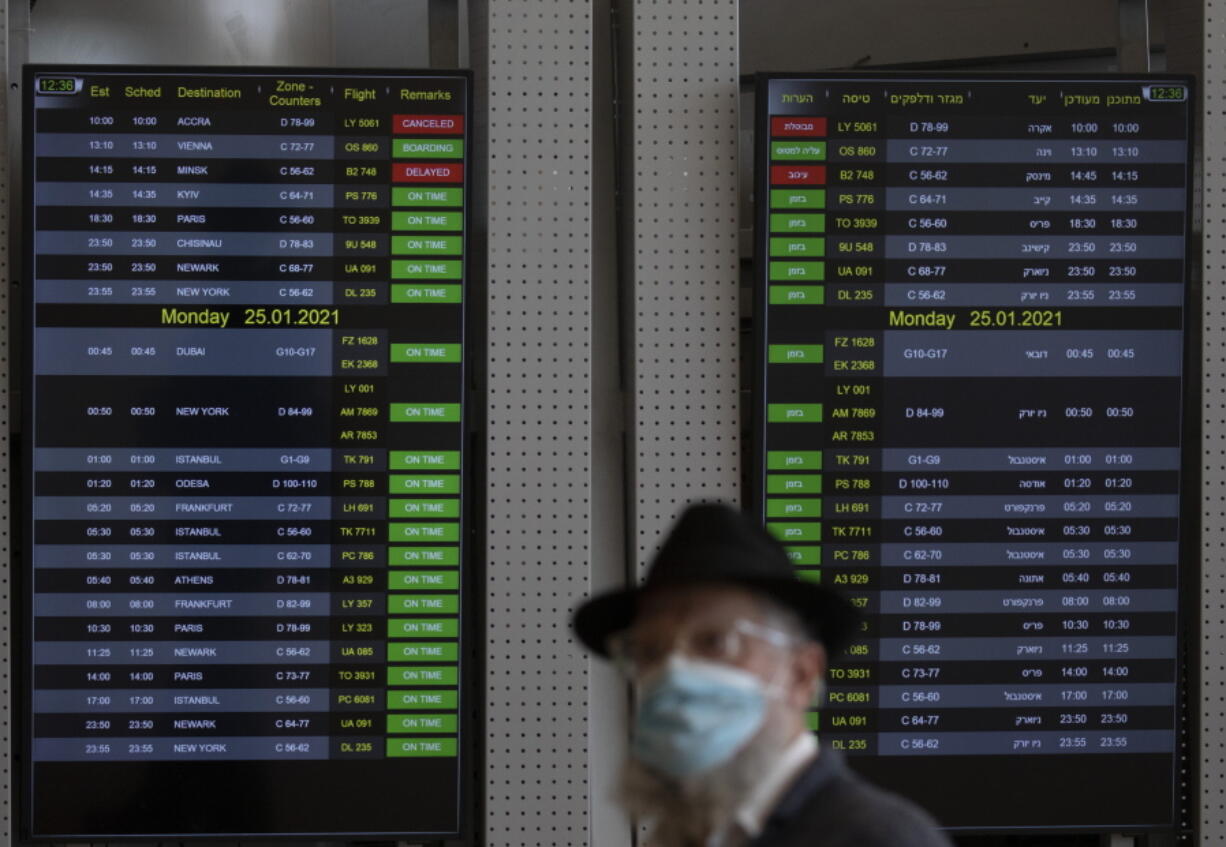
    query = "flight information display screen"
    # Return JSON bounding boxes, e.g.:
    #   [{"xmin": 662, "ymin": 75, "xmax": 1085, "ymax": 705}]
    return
[
  {"xmin": 22, "ymin": 66, "xmax": 472, "ymax": 839},
  {"xmin": 752, "ymin": 74, "xmax": 1193, "ymax": 831}
]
